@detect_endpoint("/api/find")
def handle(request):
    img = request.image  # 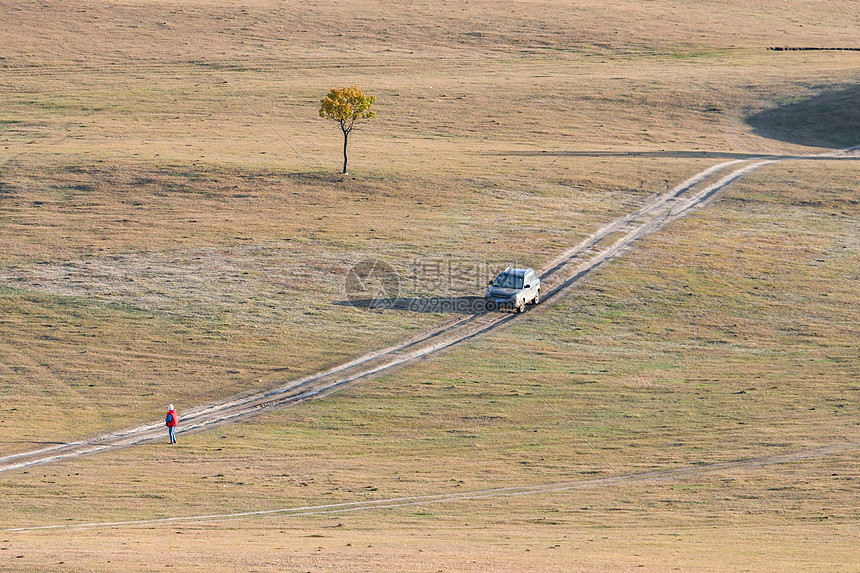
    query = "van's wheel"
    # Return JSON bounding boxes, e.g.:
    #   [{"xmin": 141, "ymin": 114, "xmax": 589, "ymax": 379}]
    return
[
  {"xmin": 532, "ymin": 289, "xmax": 541, "ymax": 305},
  {"xmin": 516, "ymin": 301, "xmax": 525, "ymax": 313}
]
